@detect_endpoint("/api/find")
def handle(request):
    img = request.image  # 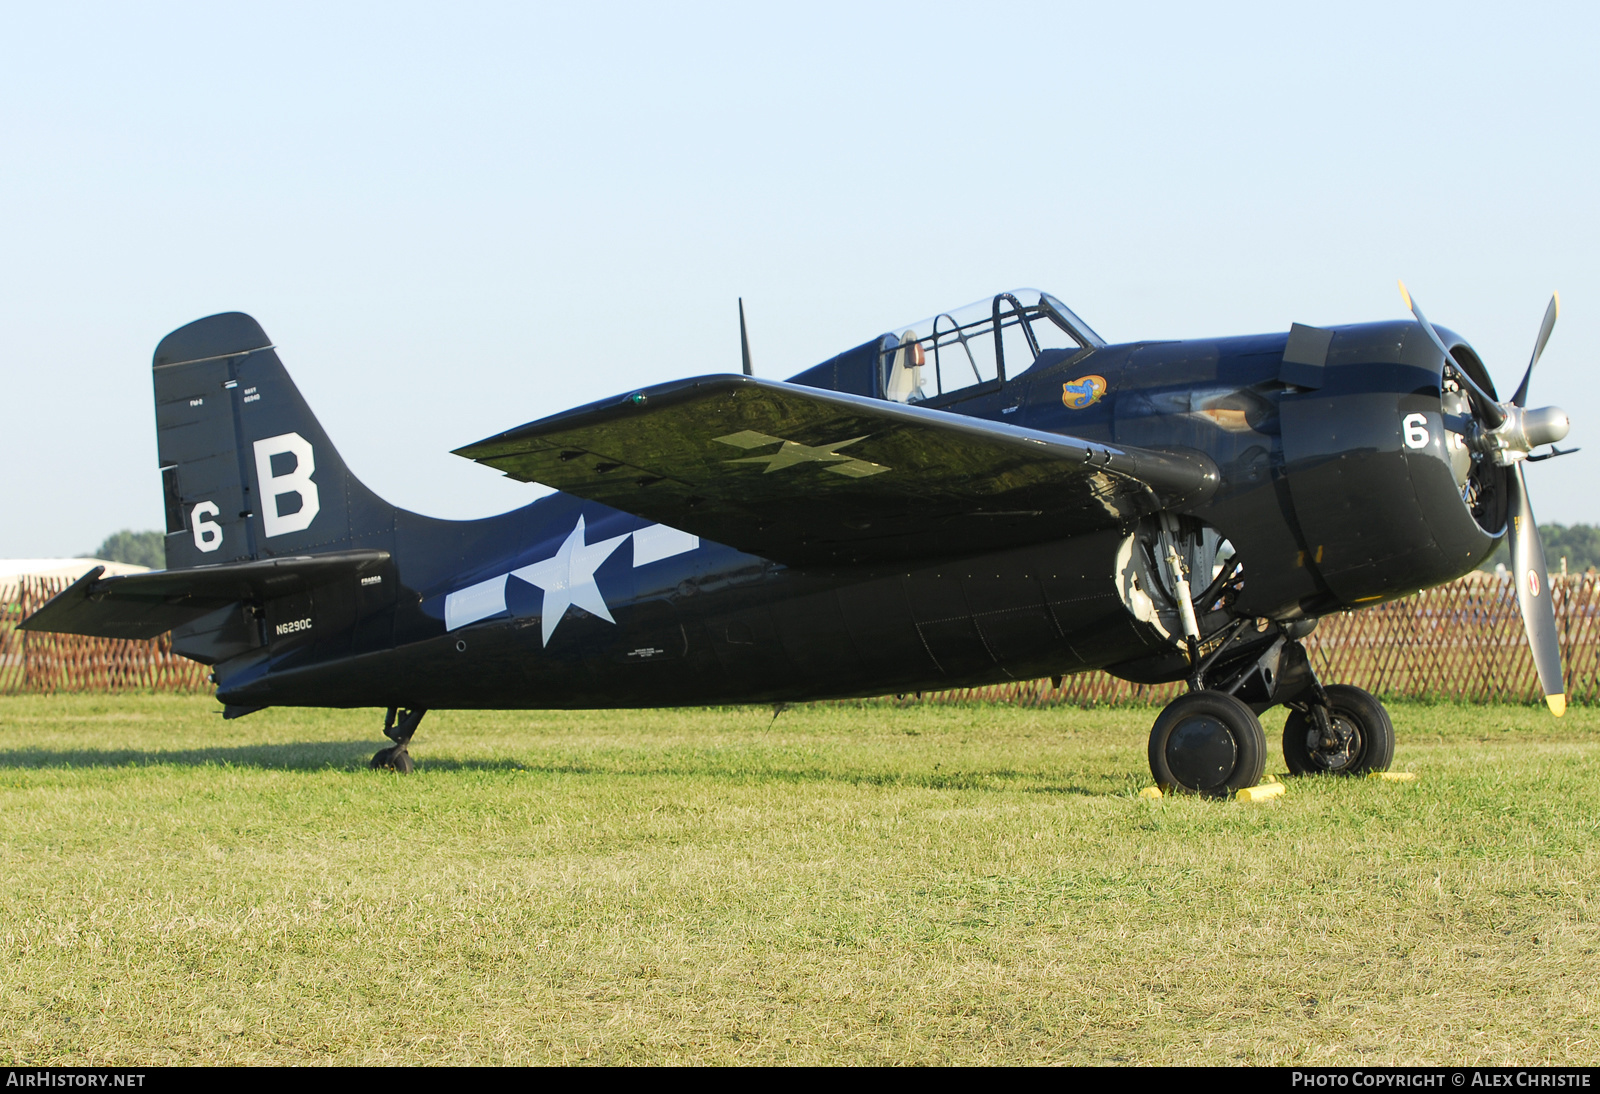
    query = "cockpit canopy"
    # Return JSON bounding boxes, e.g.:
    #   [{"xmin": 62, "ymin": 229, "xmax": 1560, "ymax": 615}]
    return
[{"xmin": 789, "ymin": 289, "xmax": 1103, "ymax": 406}]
